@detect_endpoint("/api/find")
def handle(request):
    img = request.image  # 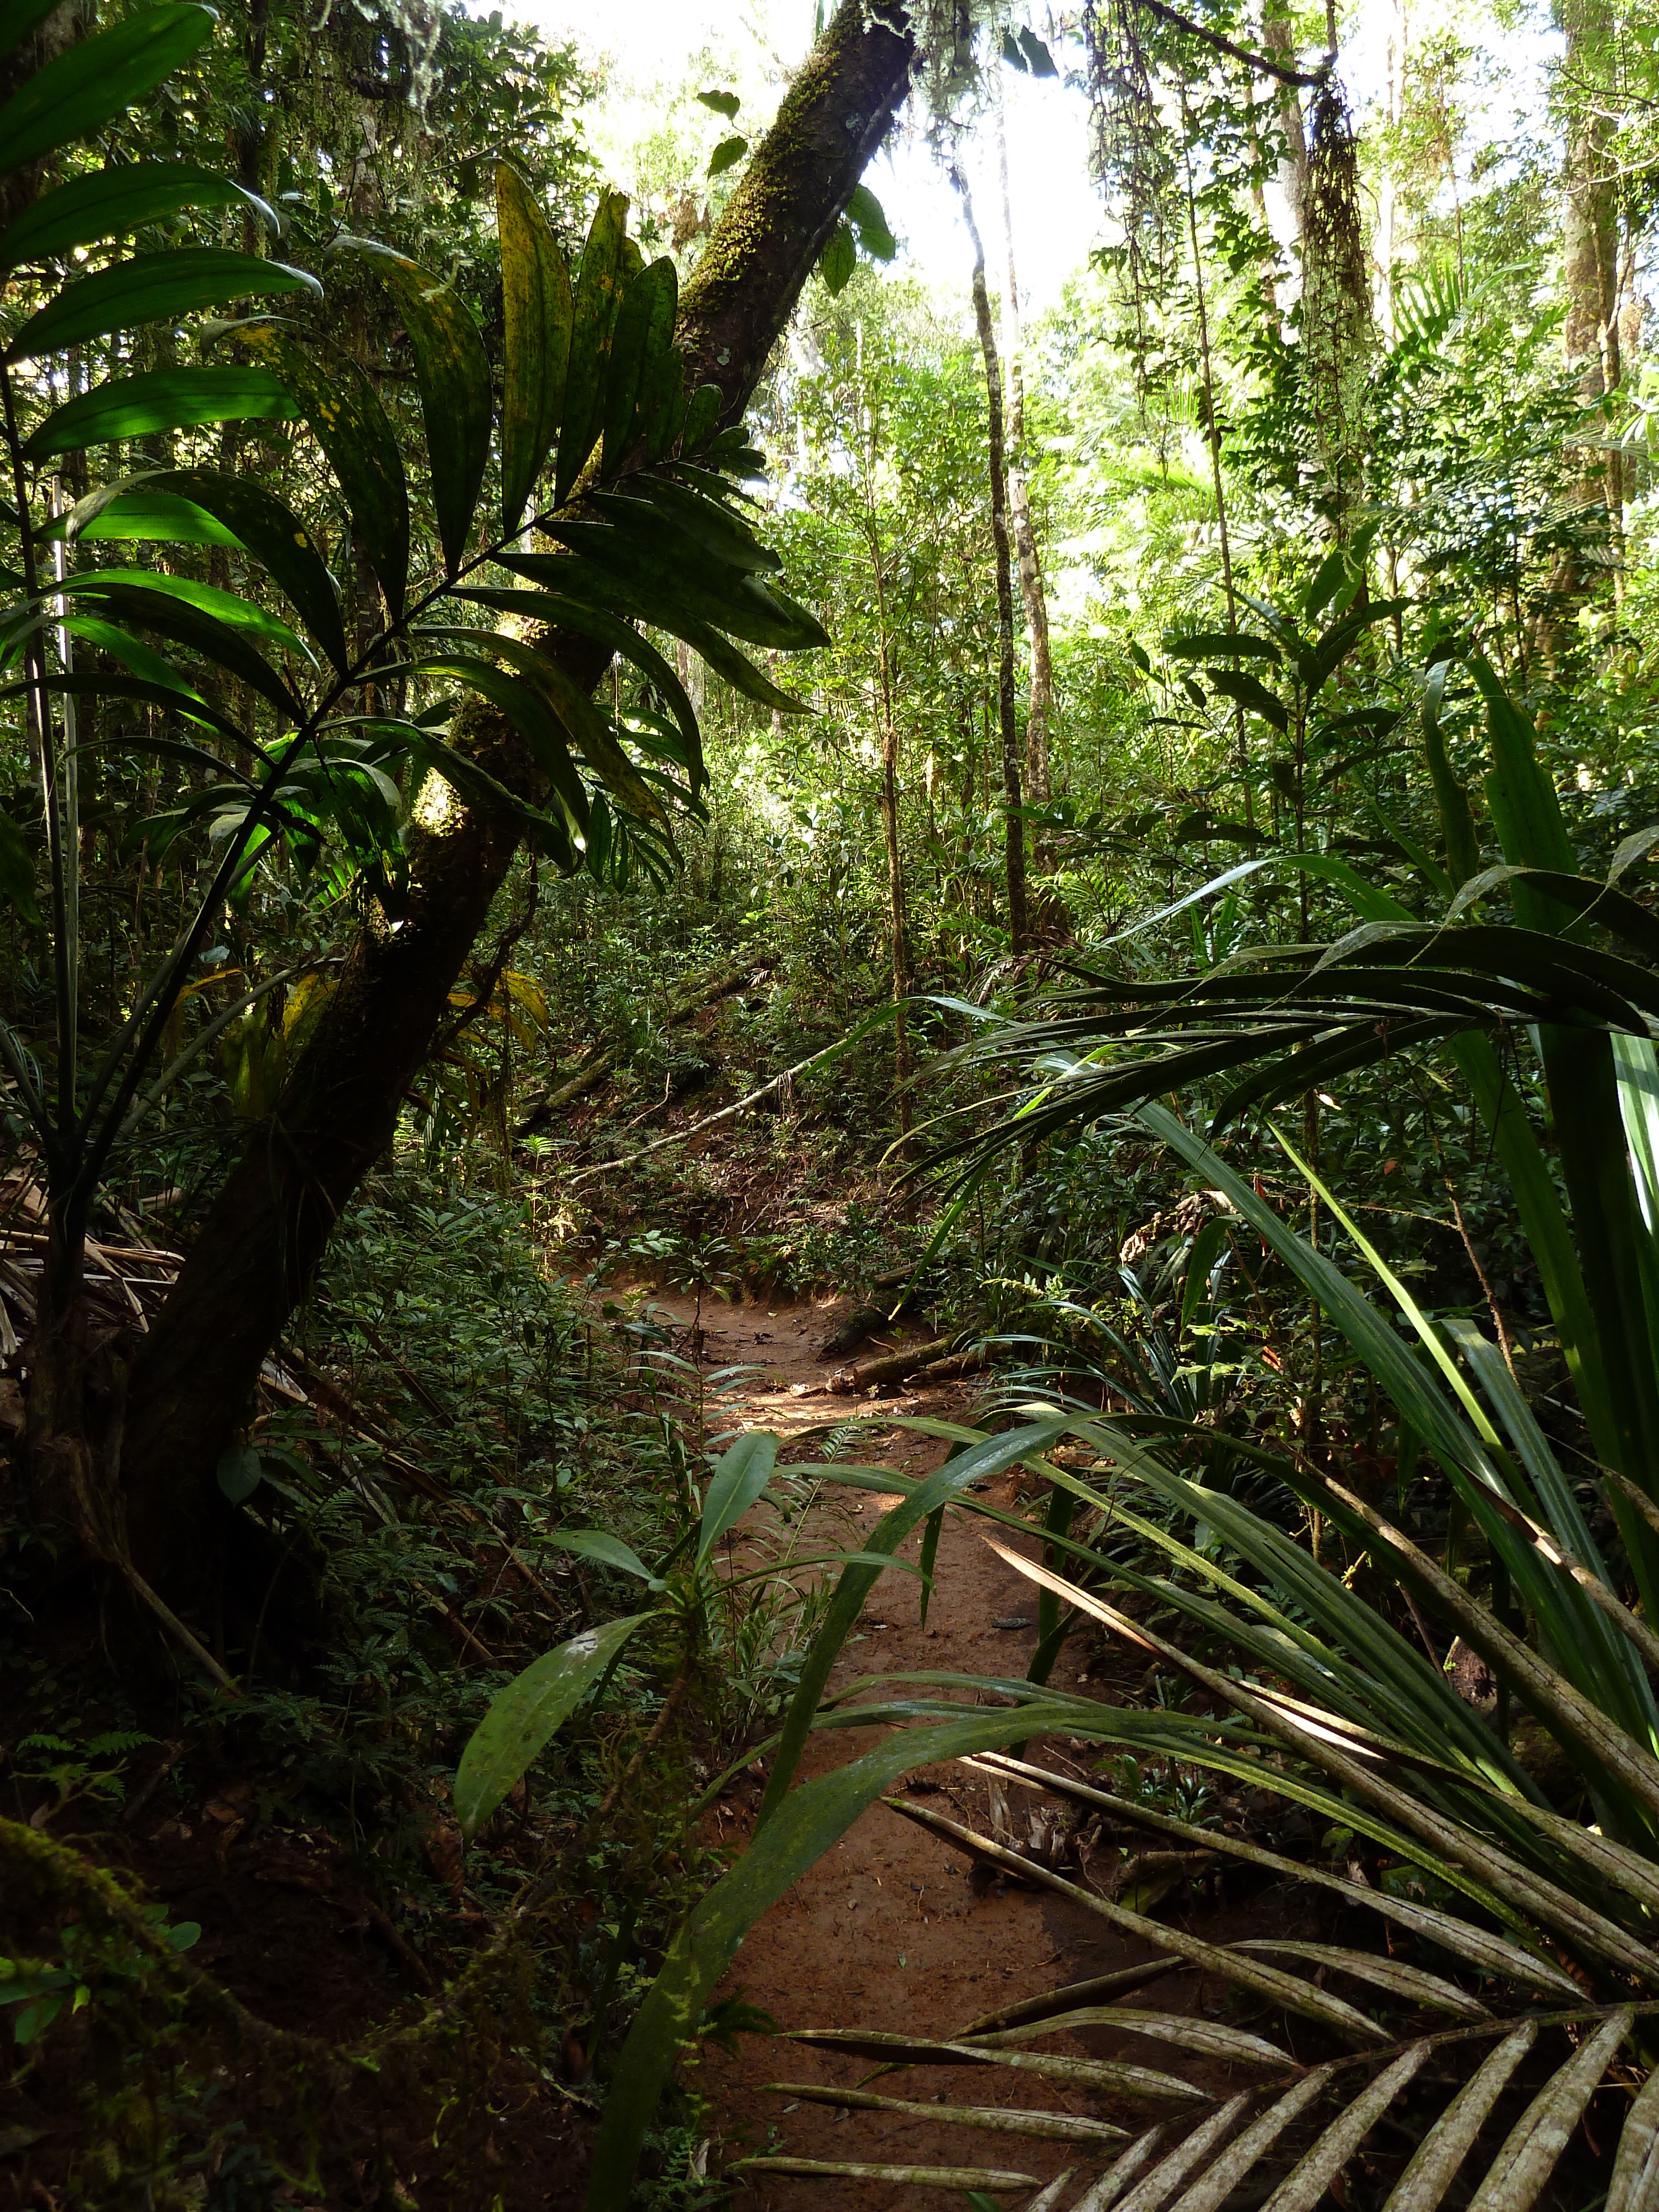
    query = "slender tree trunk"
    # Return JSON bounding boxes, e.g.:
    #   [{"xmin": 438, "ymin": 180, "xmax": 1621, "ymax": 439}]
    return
[
  {"xmin": 1551, "ymin": 0, "xmax": 1621, "ymax": 632},
  {"xmin": 994, "ymin": 95, "xmax": 1052, "ymax": 817},
  {"xmin": 954, "ymin": 166, "xmax": 1027, "ymax": 957},
  {"xmin": 119, "ymin": 0, "xmax": 919, "ymax": 1591},
  {"xmin": 865, "ymin": 500, "xmax": 911, "ymax": 1134}
]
